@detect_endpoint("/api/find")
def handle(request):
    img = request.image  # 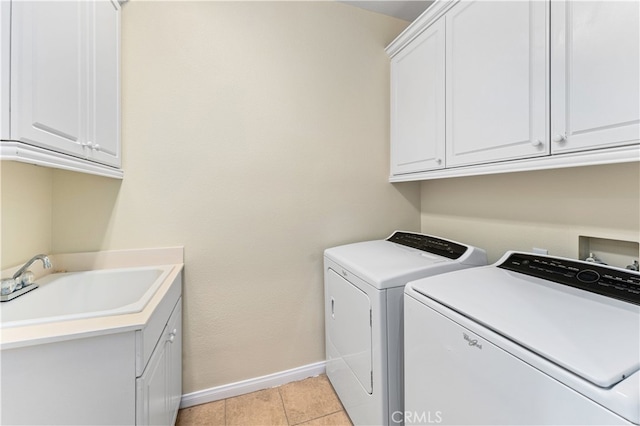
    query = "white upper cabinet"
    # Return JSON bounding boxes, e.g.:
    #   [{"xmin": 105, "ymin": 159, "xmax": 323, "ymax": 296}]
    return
[
  {"xmin": 90, "ymin": 0, "xmax": 121, "ymax": 167},
  {"xmin": 1, "ymin": 0, "xmax": 122, "ymax": 178},
  {"xmin": 551, "ymin": 0, "xmax": 640, "ymax": 154},
  {"xmin": 10, "ymin": 1, "xmax": 84, "ymax": 157},
  {"xmin": 387, "ymin": 0, "xmax": 640, "ymax": 181},
  {"xmin": 390, "ymin": 18, "xmax": 445, "ymax": 175},
  {"xmin": 445, "ymin": 0, "xmax": 548, "ymax": 168}
]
